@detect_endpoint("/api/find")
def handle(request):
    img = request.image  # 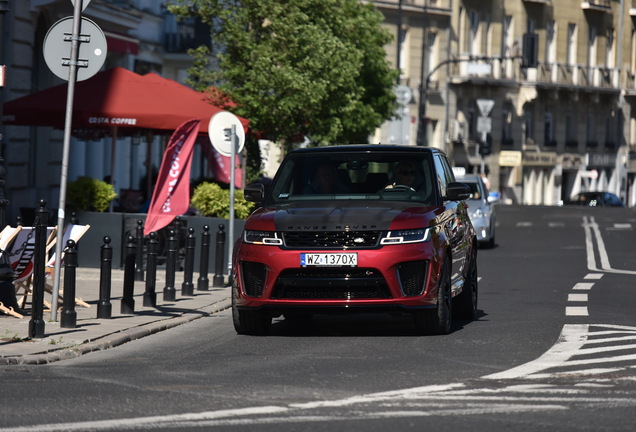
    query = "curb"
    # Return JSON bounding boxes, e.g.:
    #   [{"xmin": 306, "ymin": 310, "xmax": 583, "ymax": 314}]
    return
[{"xmin": 0, "ymin": 298, "xmax": 232, "ymax": 366}]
